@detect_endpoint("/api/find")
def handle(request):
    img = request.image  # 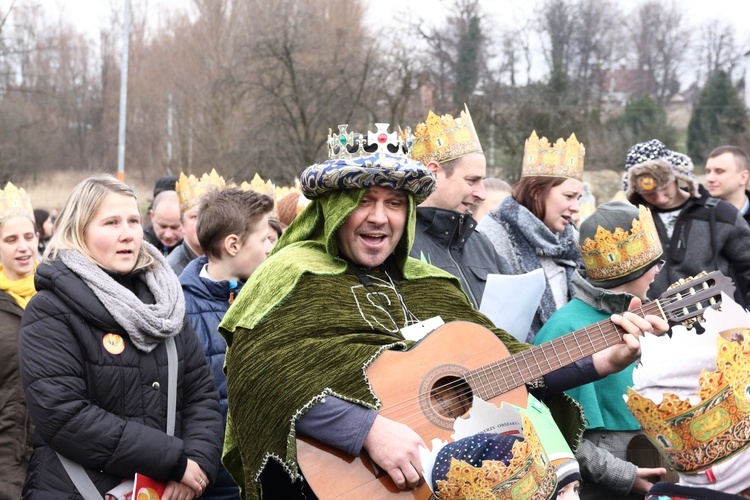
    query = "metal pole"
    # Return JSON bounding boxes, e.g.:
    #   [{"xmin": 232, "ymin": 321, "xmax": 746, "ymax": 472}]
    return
[
  {"xmin": 167, "ymin": 93, "xmax": 173, "ymax": 175},
  {"xmin": 116, "ymin": 0, "xmax": 131, "ymax": 183}
]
